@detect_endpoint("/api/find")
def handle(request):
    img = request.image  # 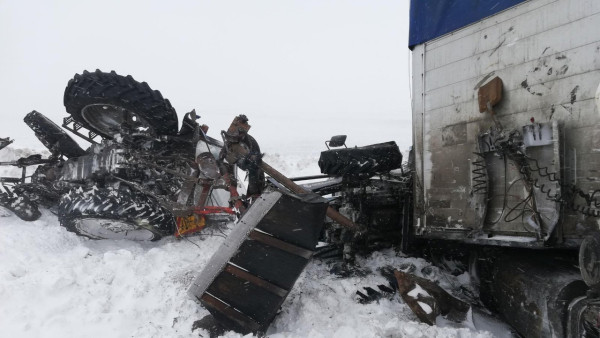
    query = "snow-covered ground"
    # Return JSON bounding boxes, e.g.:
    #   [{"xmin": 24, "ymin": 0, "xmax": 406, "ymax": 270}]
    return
[{"xmin": 0, "ymin": 146, "xmax": 512, "ymax": 338}]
